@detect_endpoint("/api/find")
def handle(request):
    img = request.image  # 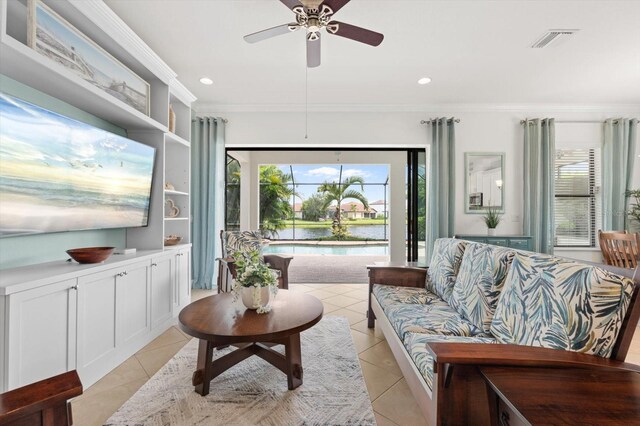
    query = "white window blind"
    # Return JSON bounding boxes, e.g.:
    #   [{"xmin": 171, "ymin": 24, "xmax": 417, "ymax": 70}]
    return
[{"xmin": 554, "ymin": 148, "xmax": 601, "ymax": 247}]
